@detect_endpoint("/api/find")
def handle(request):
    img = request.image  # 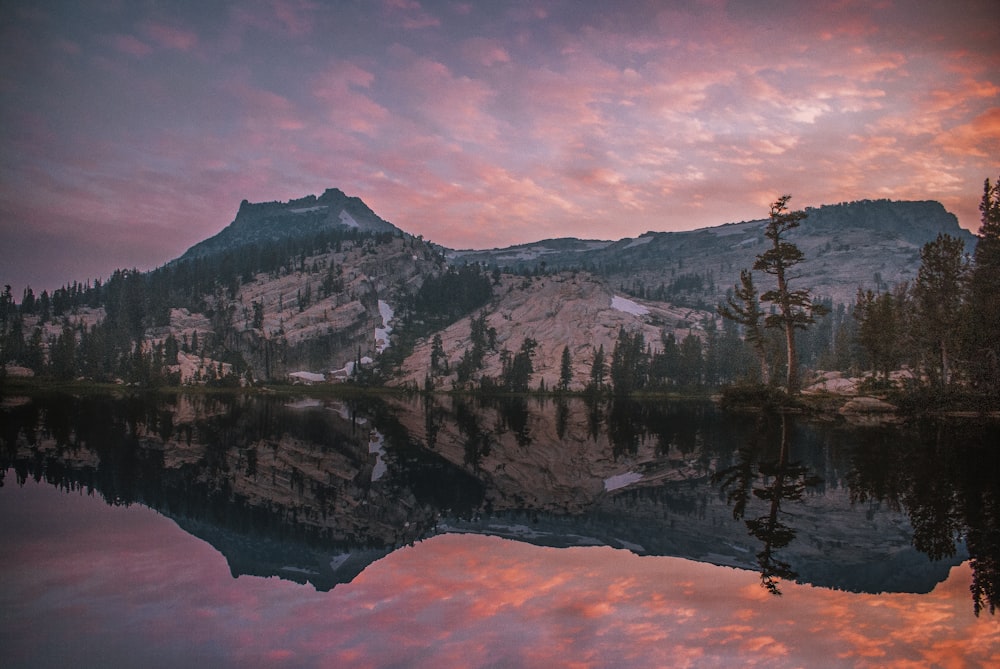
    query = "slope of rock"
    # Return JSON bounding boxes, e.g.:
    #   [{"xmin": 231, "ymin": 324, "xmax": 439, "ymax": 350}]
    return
[{"xmin": 394, "ymin": 272, "xmax": 715, "ymax": 391}]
